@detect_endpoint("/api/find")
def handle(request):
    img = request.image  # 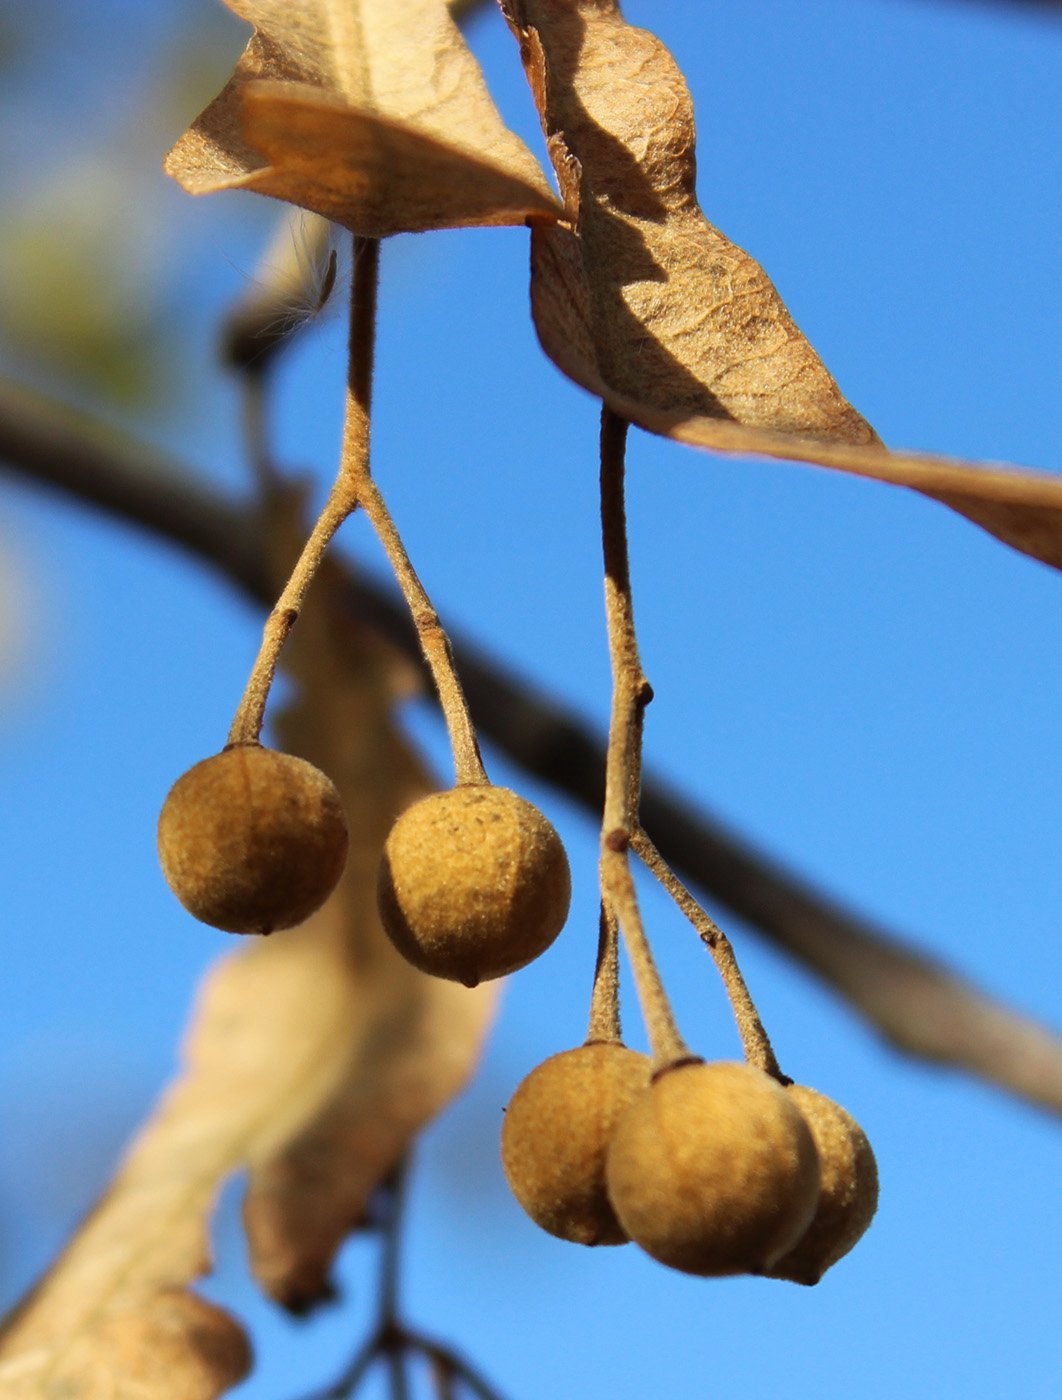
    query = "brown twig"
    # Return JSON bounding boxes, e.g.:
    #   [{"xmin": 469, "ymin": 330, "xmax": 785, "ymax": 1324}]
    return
[
  {"xmin": 586, "ymin": 902, "xmax": 622, "ymax": 1044},
  {"xmin": 2, "ymin": 376, "xmax": 1060, "ymax": 1114},
  {"xmin": 597, "ymin": 405, "xmax": 785, "ymax": 1076},
  {"xmin": 631, "ymin": 828, "xmax": 783, "ymax": 1081},
  {"xmin": 292, "ymin": 1162, "xmax": 507, "ymax": 1400},
  {"xmin": 598, "ymin": 408, "xmax": 689, "ymax": 1068},
  {"xmin": 225, "ymin": 234, "xmax": 375, "ymax": 744},
  {"xmin": 339, "ymin": 238, "xmax": 486, "ymax": 786},
  {"xmin": 226, "ymin": 480, "xmax": 351, "ymax": 744},
  {"xmin": 226, "ymin": 235, "xmax": 486, "ymax": 780}
]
